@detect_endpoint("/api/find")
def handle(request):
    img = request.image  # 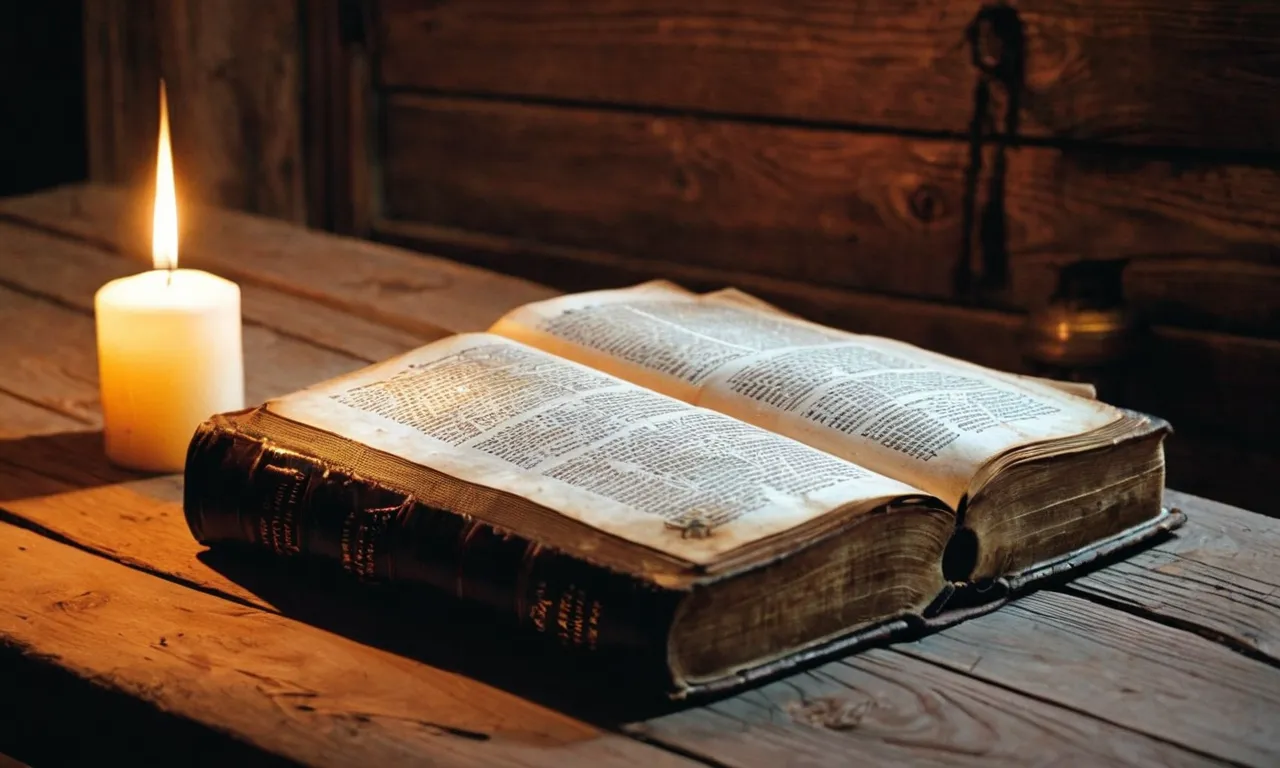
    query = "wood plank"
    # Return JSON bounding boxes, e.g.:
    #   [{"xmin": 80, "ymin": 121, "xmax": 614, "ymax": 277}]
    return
[
  {"xmin": 0, "ymin": 523, "xmax": 695, "ymax": 767},
  {"xmin": 377, "ymin": 95, "xmax": 1280, "ymax": 325},
  {"xmin": 632, "ymin": 649, "xmax": 1215, "ymax": 768},
  {"xmin": 0, "ymin": 392, "xmax": 88, "ymax": 439},
  {"xmin": 1125, "ymin": 256, "xmax": 1280, "ymax": 337},
  {"xmin": 303, "ymin": 0, "xmax": 375, "ymax": 234},
  {"xmin": 0, "ymin": 184, "xmax": 557, "ymax": 337},
  {"xmin": 0, "ymin": 432, "xmax": 266, "ymax": 611},
  {"xmin": 84, "ymin": 0, "xmax": 306, "ymax": 222},
  {"xmin": 0, "ymin": 222, "xmax": 422, "ymax": 362},
  {"xmin": 0, "ymin": 285, "xmax": 361, "ymax": 420},
  {"xmin": 376, "ymin": 0, "xmax": 1280, "ymax": 152},
  {"xmin": 0, "ymin": 634, "xmax": 294, "ymax": 767},
  {"xmin": 82, "ymin": 0, "xmax": 160, "ymax": 189},
  {"xmin": 1068, "ymin": 489, "xmax": 1280, "ymax": 664},
  {"xmin": 382, "ymin": 95, "xmax": 969, "ymax": 300},
  {"xmin": 902, "ymin": 590, "xmax": 1280, "ymax": 767},
  {"xmin": 0, "ymin": 288, "xmax": 106, "ymax": 424},
  {"xmin": 158, "ymin": 0, "xmax": 304, "ymax": 222}
]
